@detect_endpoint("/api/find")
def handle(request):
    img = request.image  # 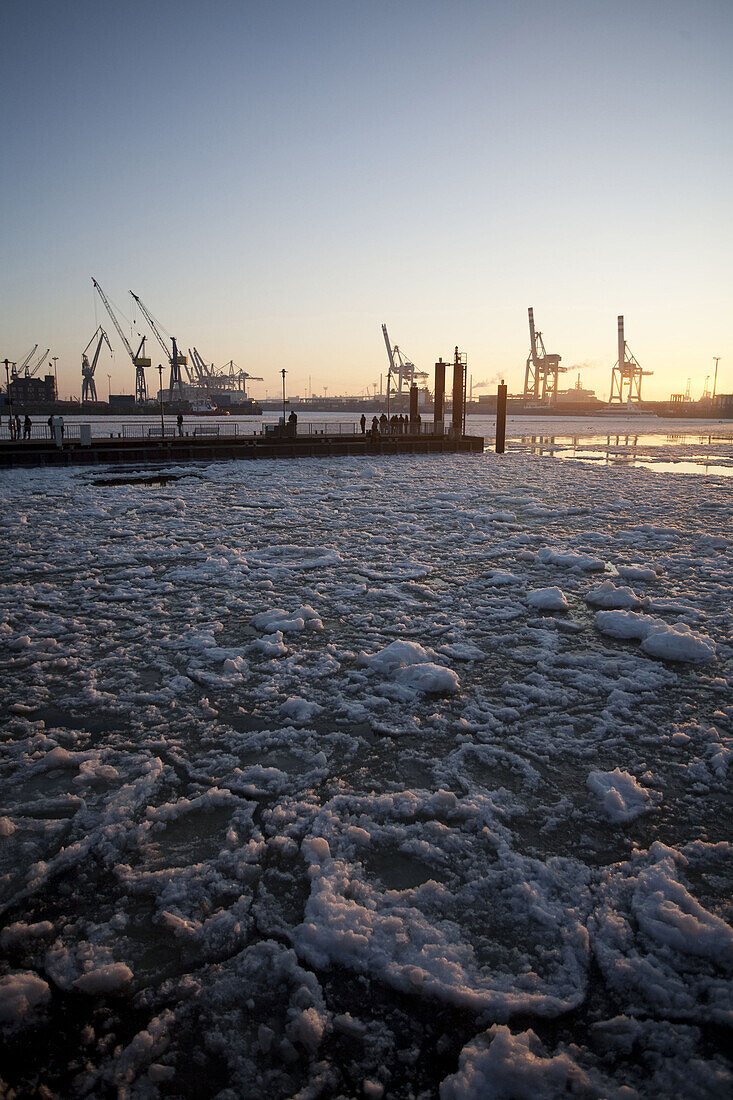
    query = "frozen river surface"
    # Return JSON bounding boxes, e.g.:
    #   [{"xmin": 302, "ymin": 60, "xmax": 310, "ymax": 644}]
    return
[{"xmin": 0, "ymin": 430, "xmax": 731, "ymax": 1097}]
